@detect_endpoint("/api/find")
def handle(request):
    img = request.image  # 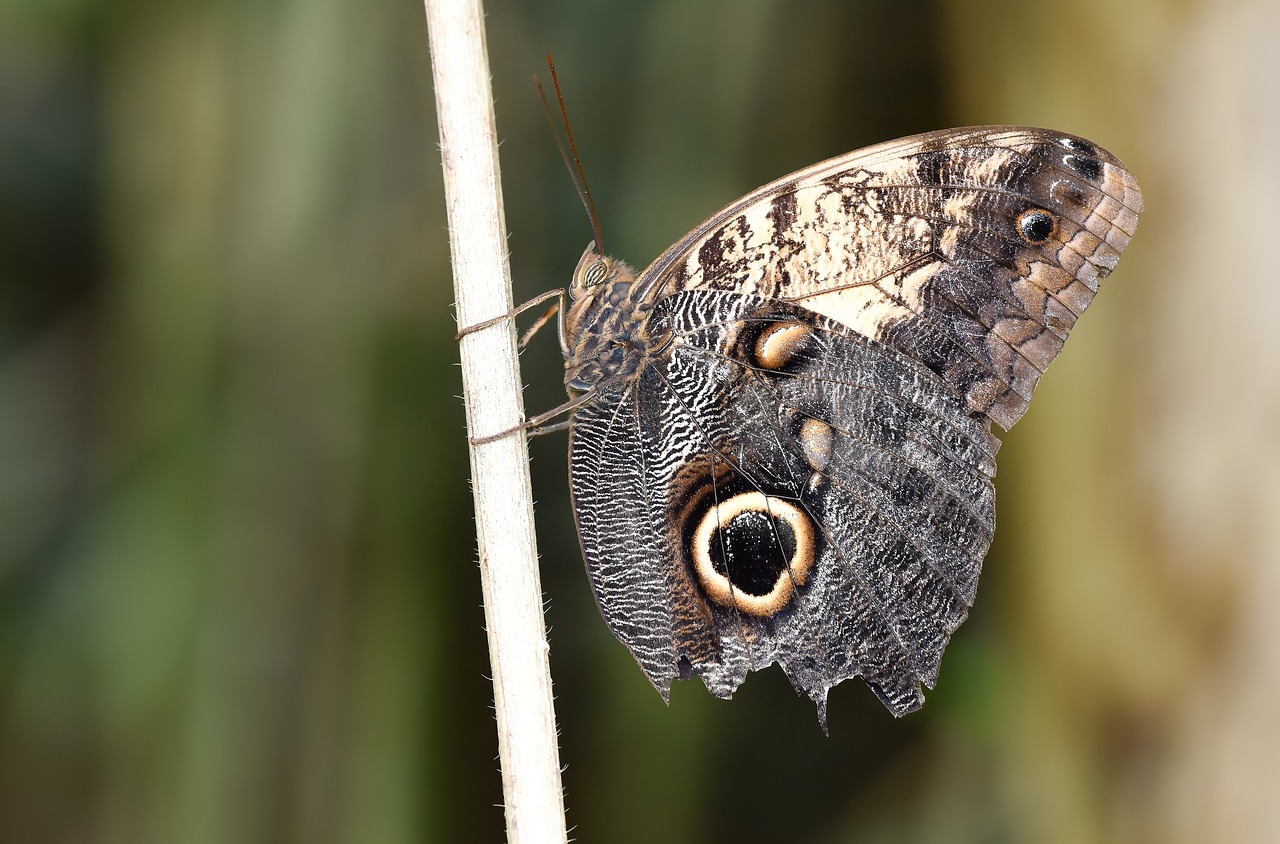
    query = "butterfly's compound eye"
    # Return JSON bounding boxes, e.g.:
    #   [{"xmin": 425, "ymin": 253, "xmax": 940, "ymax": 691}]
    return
[{"xmin": 583, "ymin": 259, "xmax": 608, "ymax": 286}]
